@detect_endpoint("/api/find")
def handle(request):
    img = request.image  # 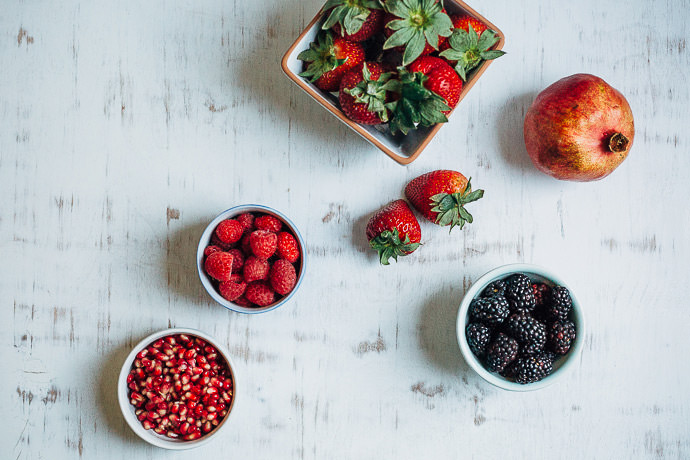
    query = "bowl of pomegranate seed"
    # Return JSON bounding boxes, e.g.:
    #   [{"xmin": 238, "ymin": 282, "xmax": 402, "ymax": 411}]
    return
[
  {"xmin": 197, "ymin": 205, "xmax": 306, "ymax": 314},
  {"xmin": 118, "ymin": 328, "xmax": 236, "ymax": 449},
  {"xmin": 456, "ymin": 264, "xmax": 585, "ymax": 391}
]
